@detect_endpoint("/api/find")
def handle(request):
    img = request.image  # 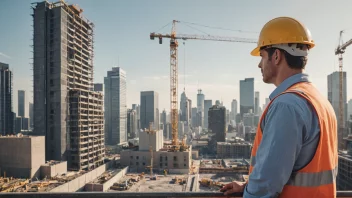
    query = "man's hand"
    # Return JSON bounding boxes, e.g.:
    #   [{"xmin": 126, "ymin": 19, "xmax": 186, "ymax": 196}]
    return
[{"xmin": 220, "ymin": 181, "xmax": 246, "ymax": 196}]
